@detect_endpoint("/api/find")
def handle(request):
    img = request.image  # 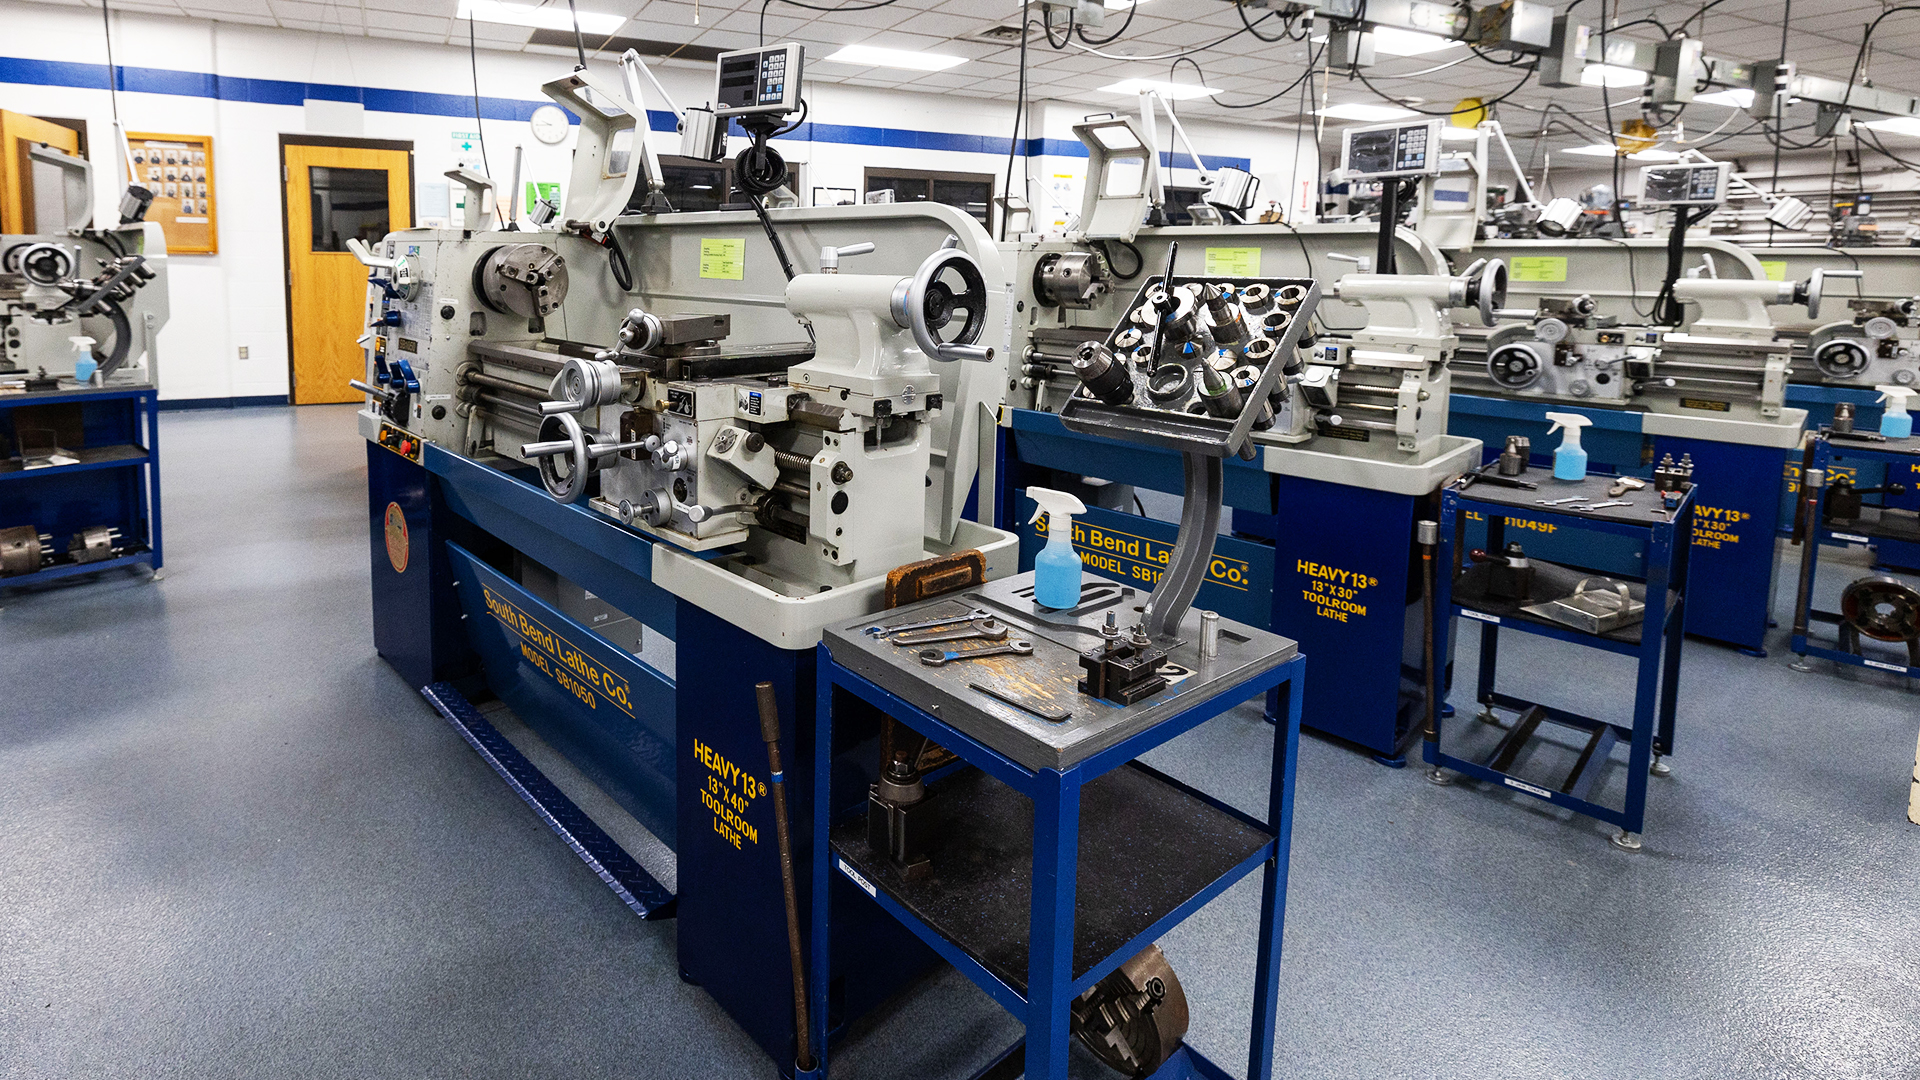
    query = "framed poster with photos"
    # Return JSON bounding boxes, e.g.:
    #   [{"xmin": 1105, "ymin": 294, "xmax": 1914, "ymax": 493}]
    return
[{"xmin": 128, "ymin": 131, "xmax": 216, "ymax": 253}]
